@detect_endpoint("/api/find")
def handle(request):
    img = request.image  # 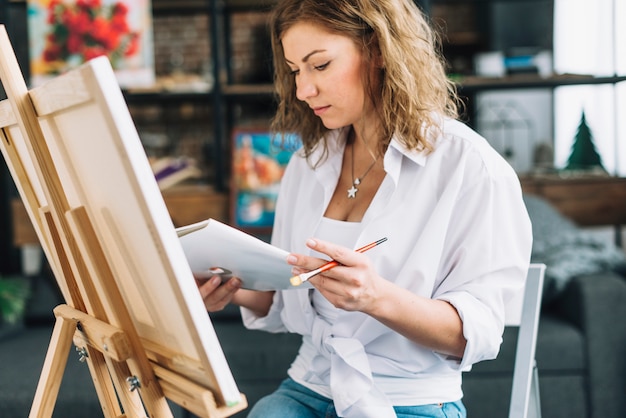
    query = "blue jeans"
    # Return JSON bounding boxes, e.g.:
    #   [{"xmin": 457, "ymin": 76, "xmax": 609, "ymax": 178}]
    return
[{"xmin": 247, "ymin": 378, "xmax": 467, "ymax": 418}]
